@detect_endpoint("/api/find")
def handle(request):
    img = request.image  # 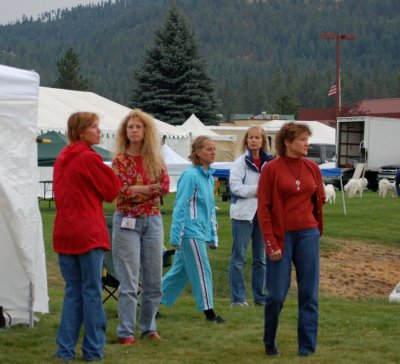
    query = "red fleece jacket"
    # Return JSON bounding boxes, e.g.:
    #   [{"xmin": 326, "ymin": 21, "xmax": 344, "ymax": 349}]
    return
[{"xmin": 53, "ymin": 141, "xmax": 122, "ymax": 254}]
